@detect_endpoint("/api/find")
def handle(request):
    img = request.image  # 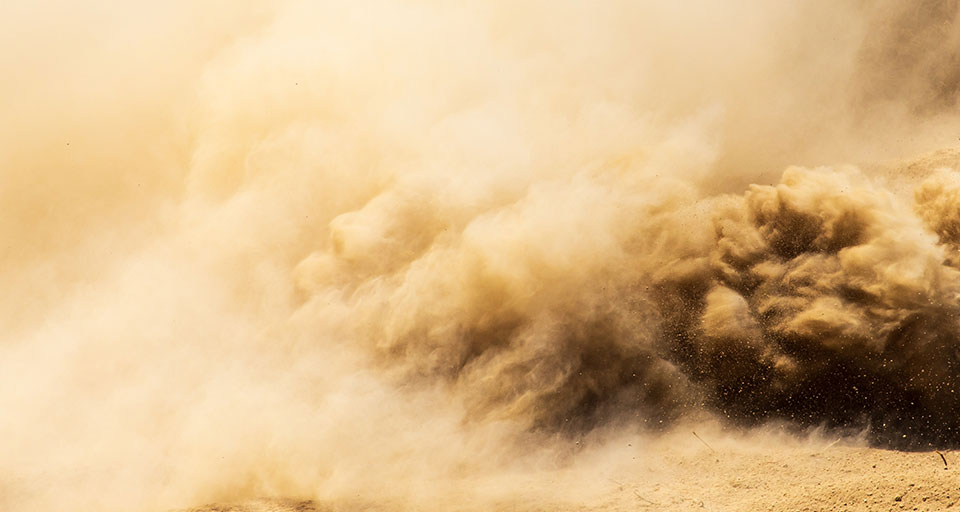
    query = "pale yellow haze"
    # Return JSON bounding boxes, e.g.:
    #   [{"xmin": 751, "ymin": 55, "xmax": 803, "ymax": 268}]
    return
[{"xmin": 2, "ymin": 1, "xmax": 960, "ymax": 511}]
